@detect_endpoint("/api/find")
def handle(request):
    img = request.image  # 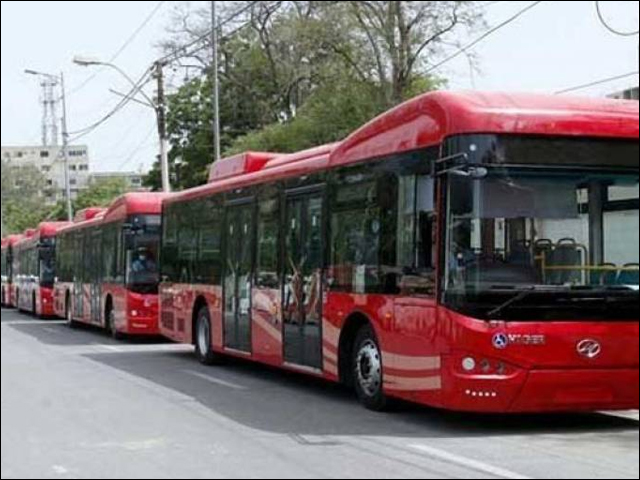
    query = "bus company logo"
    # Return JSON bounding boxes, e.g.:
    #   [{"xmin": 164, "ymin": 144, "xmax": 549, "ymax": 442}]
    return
[
  {"xmin": 492, "ymin": 333, "xmax": 546, "ymax": 350},
  {"xmin": 492, "ymin": 333, "xmax": 509, "ymax": 350},
  {"xmin": 577, "ymin": 339, "xmax": 602, "ymax": 359}
]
